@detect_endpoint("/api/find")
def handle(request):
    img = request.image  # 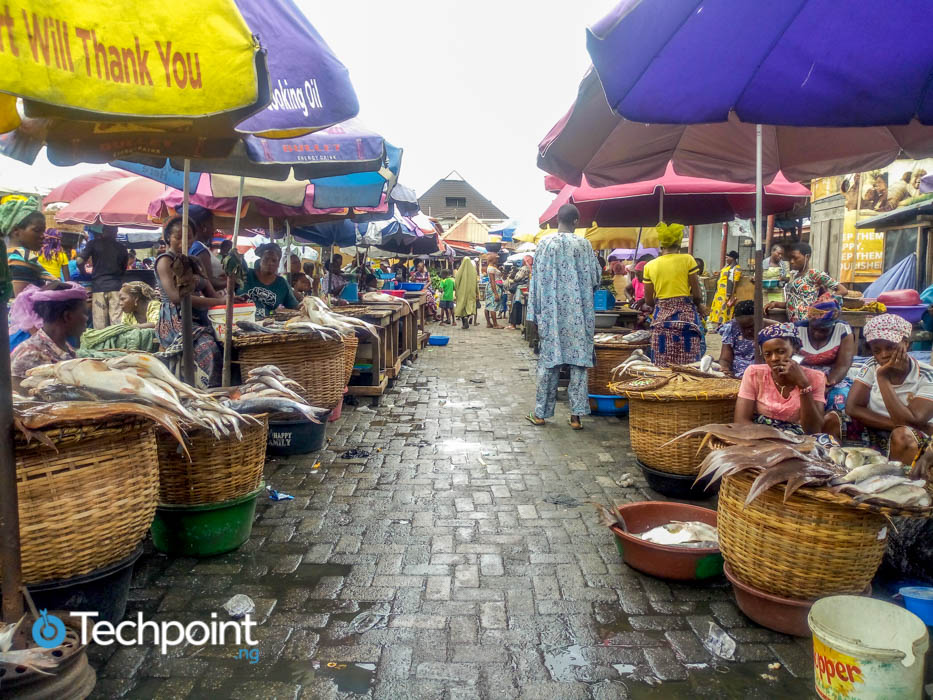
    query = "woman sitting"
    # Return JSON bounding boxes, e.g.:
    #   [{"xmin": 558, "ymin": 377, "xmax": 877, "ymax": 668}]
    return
[
  {"xmin": 10, "ymin": 282, "xmax": 88, "ymax": 386},
  {"xmin": 797, "ymin": 300, "xmax": 856, "ymax": 417},
  {"xmin": 718, "ymin": 300, "xmax": 756, "ymax": 378},
  {"xmin": 846, "ymin": 314, "xmax": 933, "ymax": 464},
  {"xmin": 240, "ymin": 243, "xmax": 300, "ymax": 319},
  {"xmin": 735, "ymin": 323, "xmax": 840, "ymax": 439},
  {"xmin": 155, "ymin": 216, "xmax": 224, "ymax": 388},
  {"xmin": 119, "ymin": 281, "xmax": 160, "ymax": 328}
]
